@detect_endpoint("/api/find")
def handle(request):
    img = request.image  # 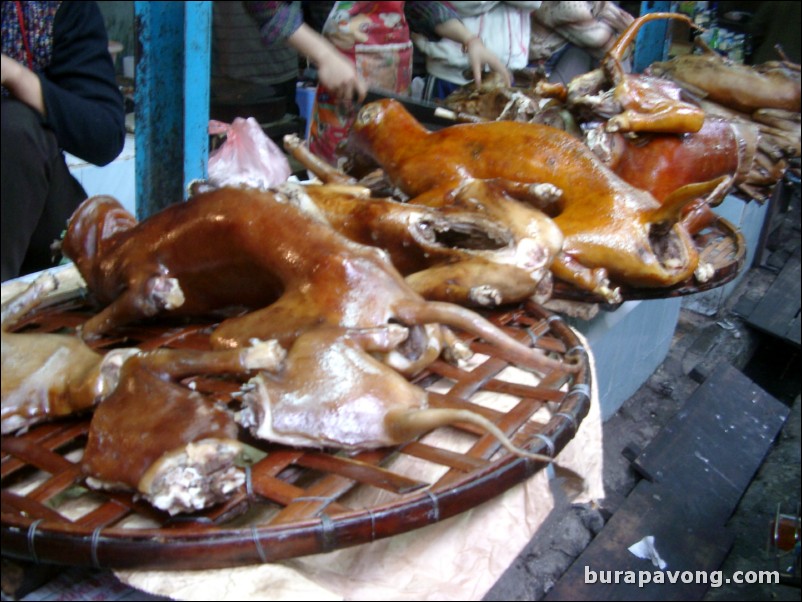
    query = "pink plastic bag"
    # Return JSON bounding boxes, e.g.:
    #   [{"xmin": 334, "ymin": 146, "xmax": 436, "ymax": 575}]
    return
[{"xmin": 207, "ymin": 117, "xmax": 291, "ymax": 190}]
